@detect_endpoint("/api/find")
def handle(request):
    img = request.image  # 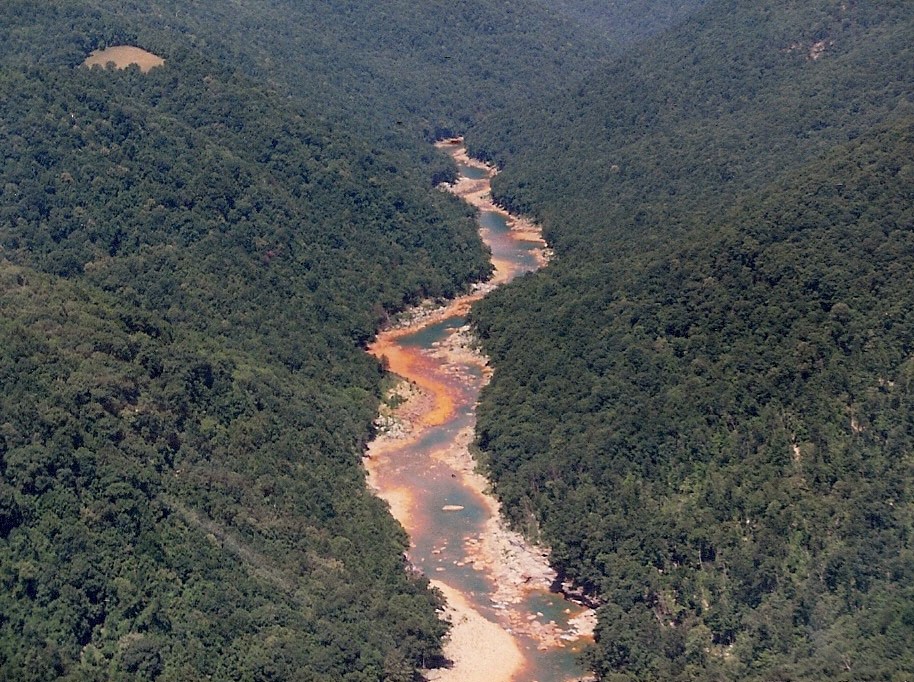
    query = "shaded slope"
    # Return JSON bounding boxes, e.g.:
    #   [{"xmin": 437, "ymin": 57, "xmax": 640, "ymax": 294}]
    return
[
  {"xmin": 0, "ymin": 262, "xmax": 447, "ymax": 680},
  {"xmin": 0, "ymin": 7, "xmax": 494, "ymax": 679},
  {"xmin": 550, "ymin": 0, "xmax": 710, "ymax": 38},
  {"xmin": 0, "ymin": 0, "xmax": 609, "ymax": 139},
  {"xmin": 467, "ymin": 1, "xmax": 914, "ymax": 679},
  {"xmin": 474, "ymin": 109, "xmax": 914, "ymax": 682},
  {"xmin": 470, "ymin": 1, "xmax": 914, "ymax": 256},
  {"xmin": 1, "ymin": 0, "xmax": 711, "ymax": 147}
]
